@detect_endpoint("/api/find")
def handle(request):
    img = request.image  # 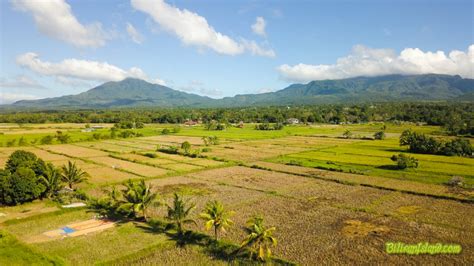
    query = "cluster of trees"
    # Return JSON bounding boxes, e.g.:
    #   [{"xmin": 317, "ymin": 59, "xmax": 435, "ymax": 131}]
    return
[
  {"xmin": 161, "ymin": 127, "xmax": 181, "ymax": 135},
  {"xmin": 91, "ymin": 179, "xmax": 277, "ymax": 261},
  {"xmin": 3, "ymin": 128, "xmax": 145, "ymax": 147},
  {"xmin": 0, "ymin": 151, "xmax": 88, "ymax": 205},
  {"xmin": 255, "ymin": 123, "xmax": 284, "ymax": 131},
  {"xmin": 205, "ymin": 120, "xmax": 226, "ymax": 131},
  {"xmin": 400, "ymin": 130, "xmax": 472, "ymax": 157},
  {"xmin": 1, "ymin": 103, "xmax": 472, "ymax": 135},
  {"xmin": 113, "ymin": 121, "xmax": 144, "ymax": 129}
]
